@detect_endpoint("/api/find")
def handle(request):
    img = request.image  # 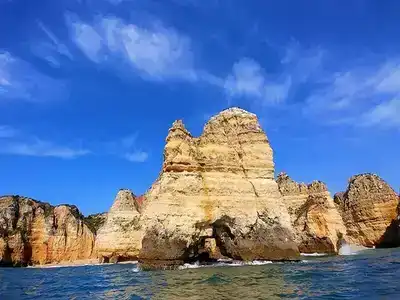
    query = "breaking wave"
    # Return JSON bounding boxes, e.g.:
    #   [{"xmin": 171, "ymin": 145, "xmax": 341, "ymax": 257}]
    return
[
  {"xmin": 178, "ymin": 260, "xmax": 273, "ymax": 270},
  {"xmin": 338, "ymin": 243, "xmax": 368, "ymax": 256},
  {"xmin": 300, "ymin": 253, "xmax": 329, "ymax": 257}
]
